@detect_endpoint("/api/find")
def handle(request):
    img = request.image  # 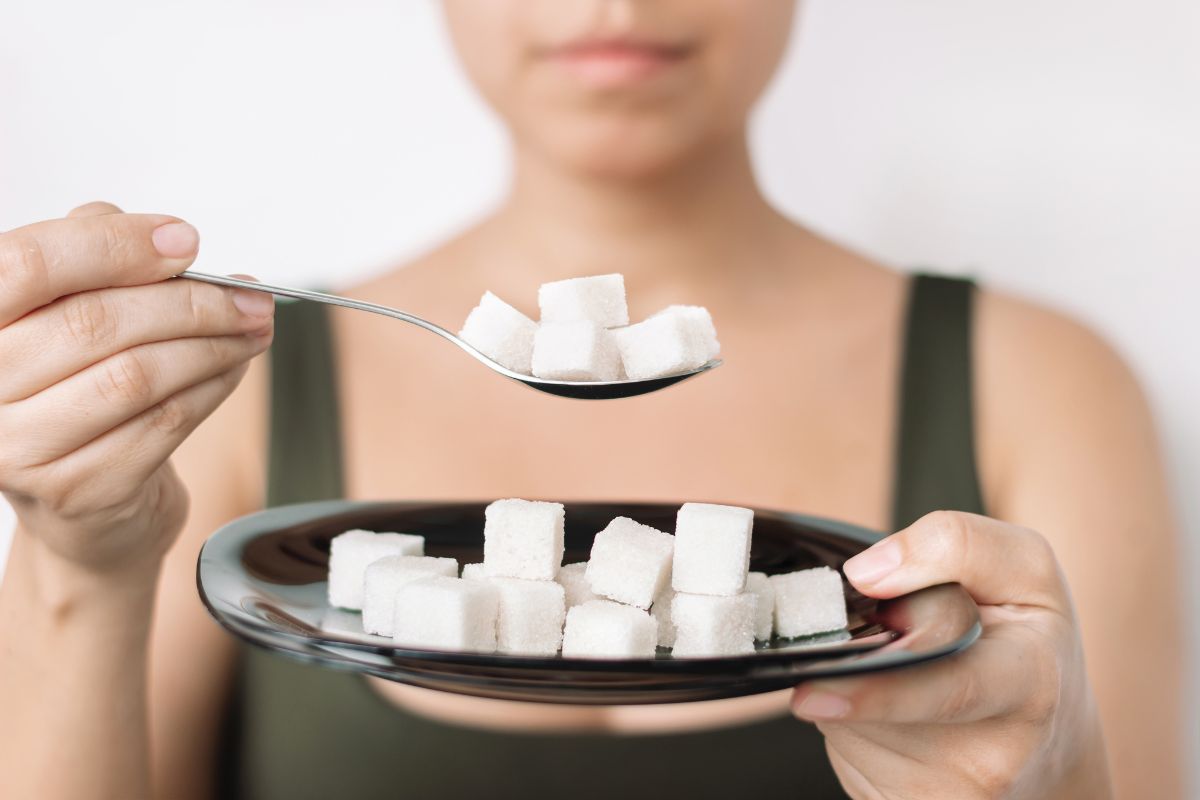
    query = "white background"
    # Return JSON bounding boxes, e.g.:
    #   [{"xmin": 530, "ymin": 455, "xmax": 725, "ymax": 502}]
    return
[{"xmin": 2, "ymin": 0, "xmax": 1197, "ymax": 777}]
